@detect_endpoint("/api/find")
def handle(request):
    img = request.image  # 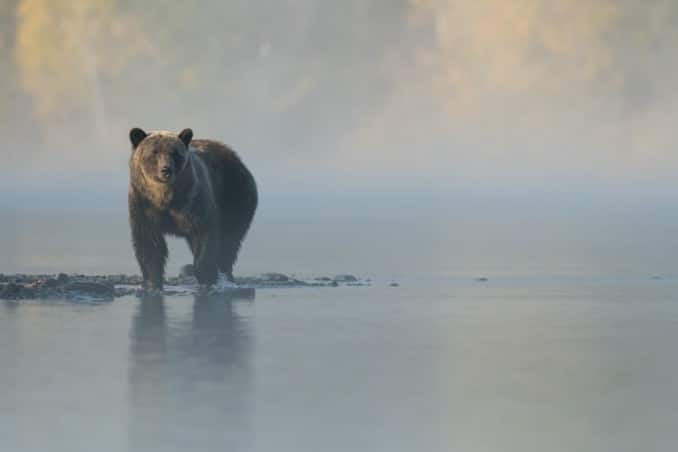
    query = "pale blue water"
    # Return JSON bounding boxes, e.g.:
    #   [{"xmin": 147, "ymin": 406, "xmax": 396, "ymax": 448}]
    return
[
  {"xmin": 2, "ymin": 280, "xmax": 678, "ymax": 452},
  {"xmin": 4, "ymin": 206, "xmax": 678, "ymax": 279},
  {"xmin": 3, "ymin": 207, "xmax": 678, "ymax": 451}
]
